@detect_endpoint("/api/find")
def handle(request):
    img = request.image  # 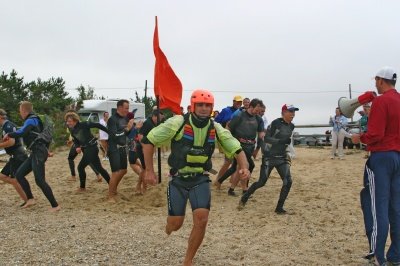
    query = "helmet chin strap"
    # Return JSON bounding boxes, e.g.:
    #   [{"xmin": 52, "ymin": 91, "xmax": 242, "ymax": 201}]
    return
[{"xmin": 191, "ymin": 113, "xmax": 210, "ymax": 128}]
